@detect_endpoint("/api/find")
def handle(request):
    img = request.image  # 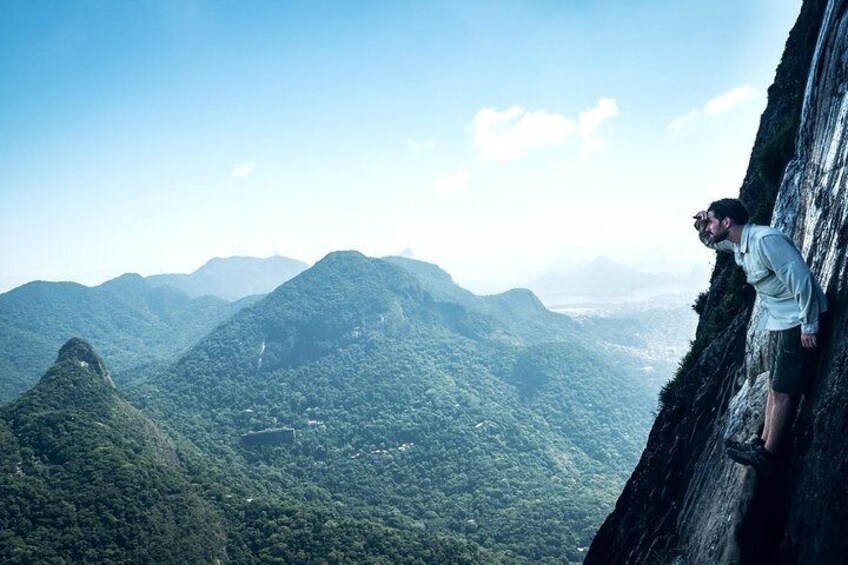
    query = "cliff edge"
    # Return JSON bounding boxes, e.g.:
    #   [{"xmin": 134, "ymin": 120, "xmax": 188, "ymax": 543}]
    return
[{"xmin": 585, "ymin": 0, "xmax": 847, "ymax": 563}]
